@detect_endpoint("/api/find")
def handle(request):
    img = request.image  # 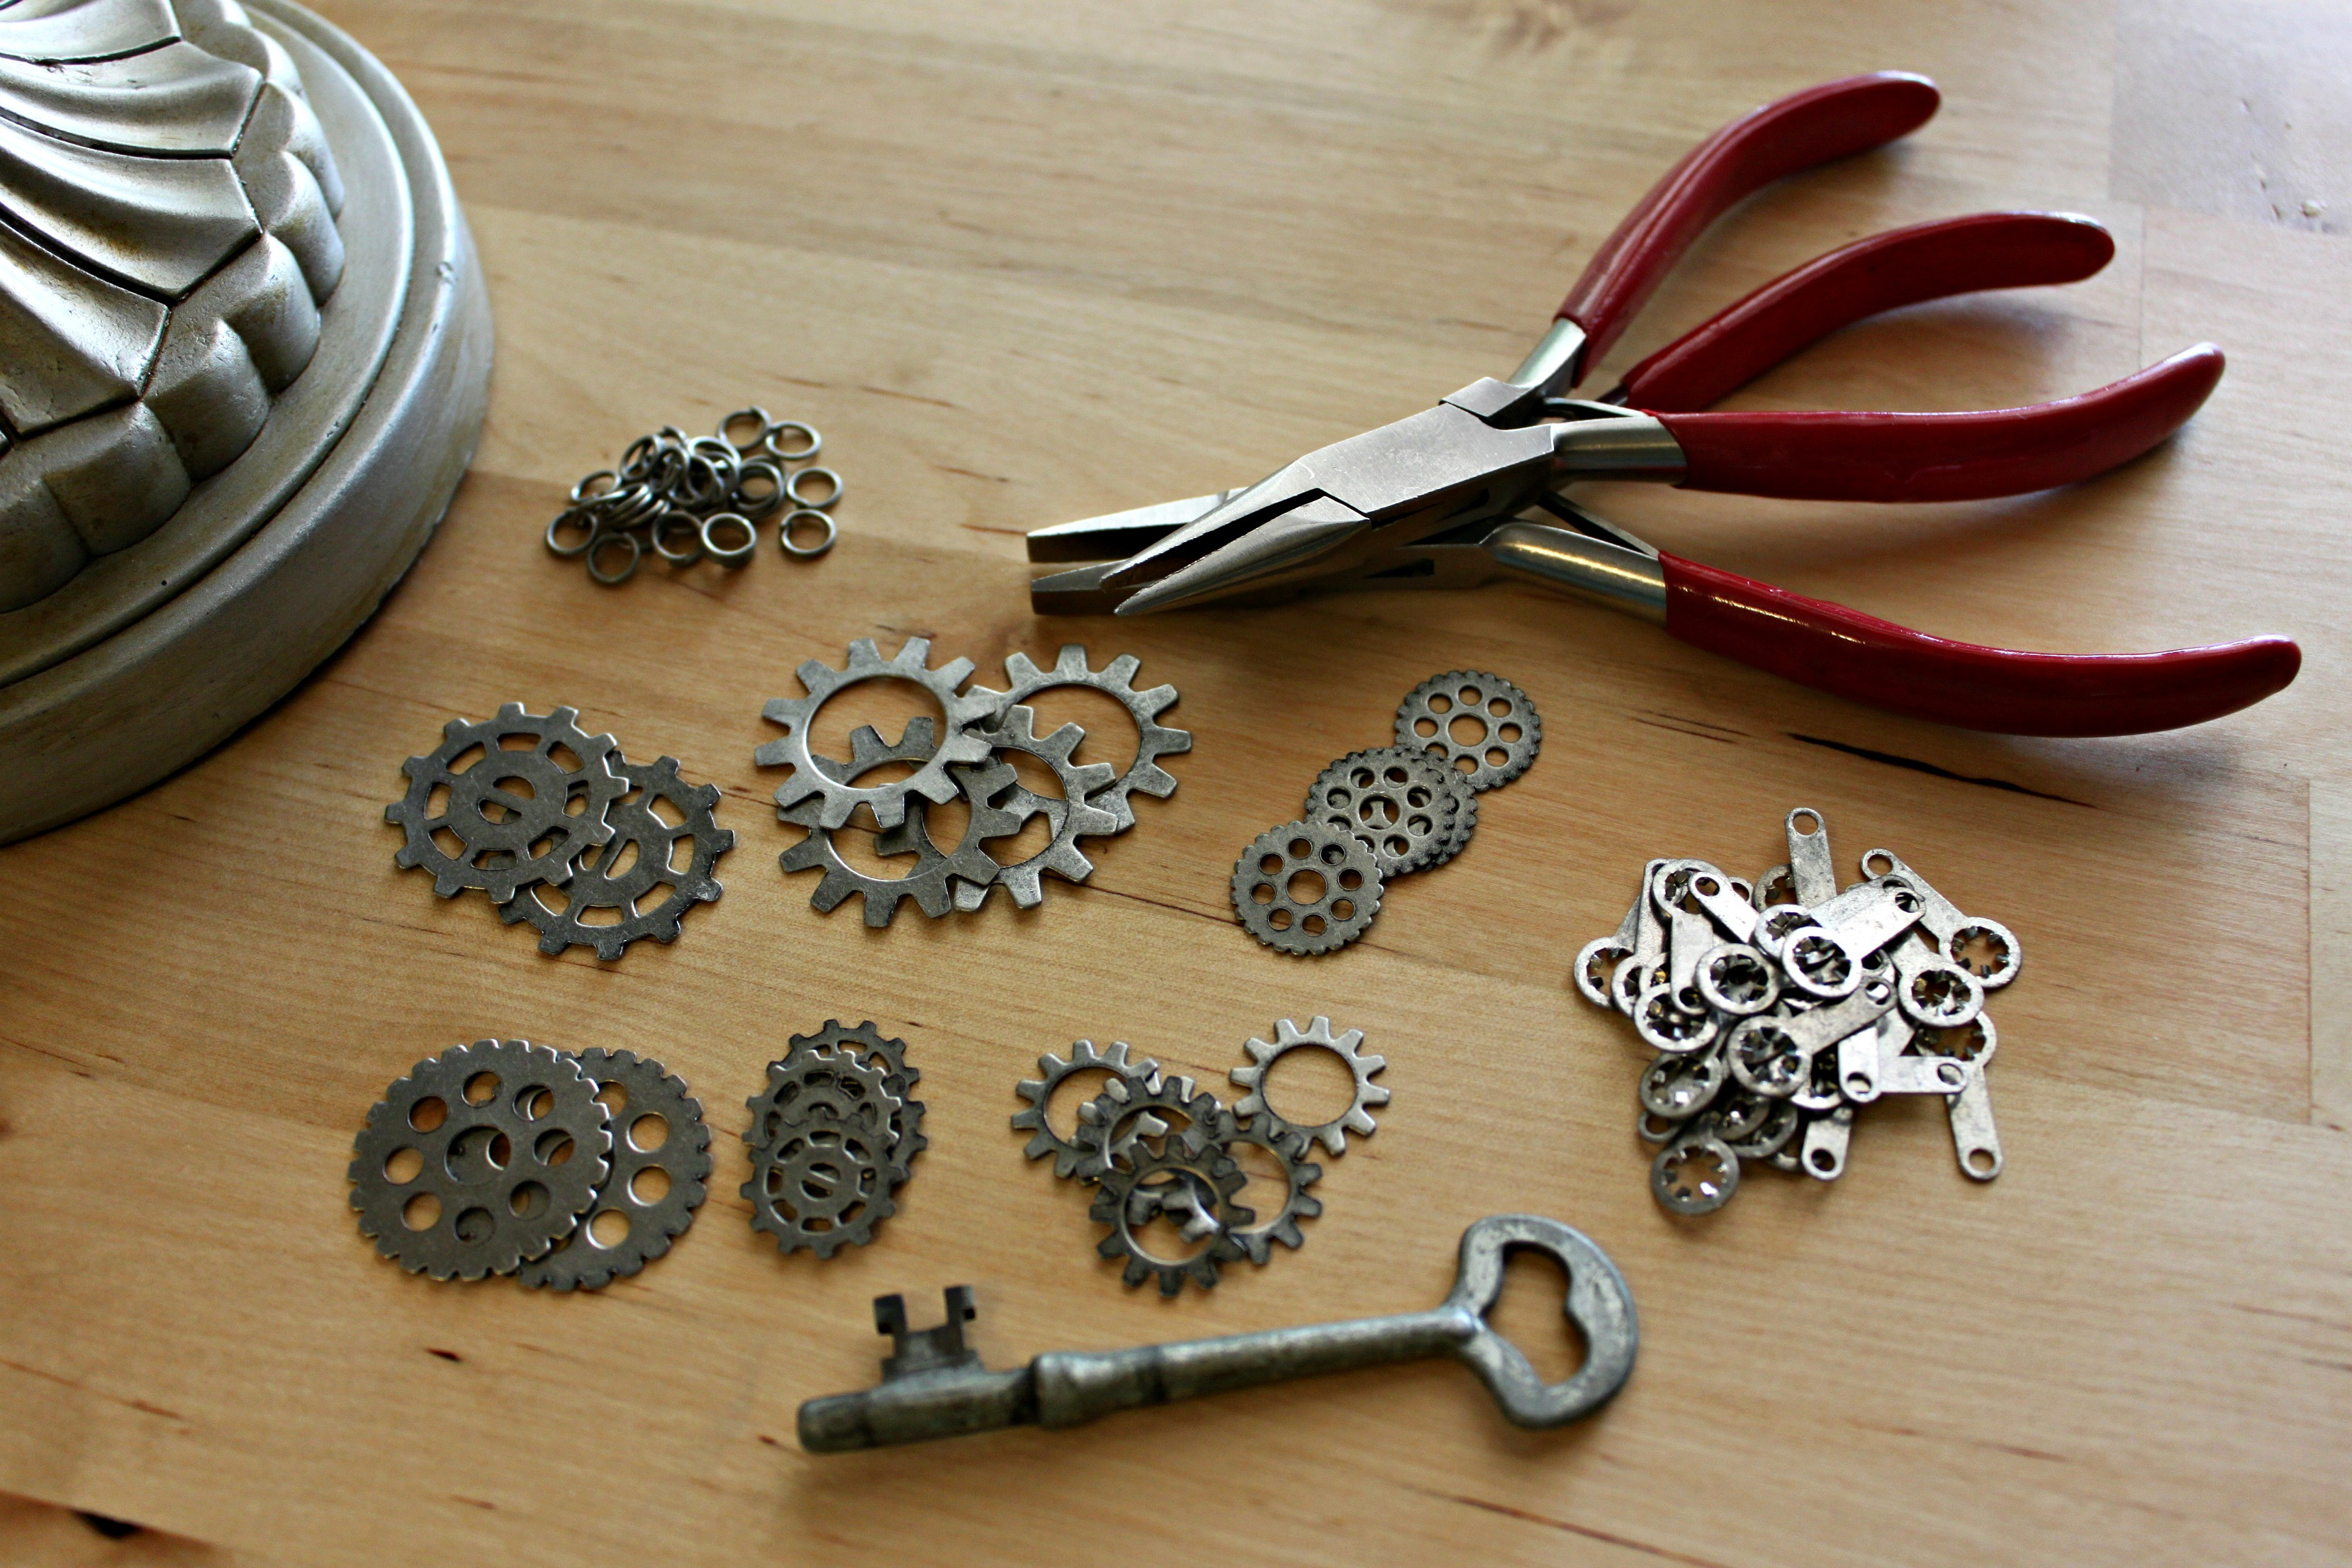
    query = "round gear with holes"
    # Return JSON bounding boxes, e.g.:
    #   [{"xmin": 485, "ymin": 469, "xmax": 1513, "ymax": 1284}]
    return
[
  {"xmin": 1394, "ymin": 671, "xmax": 1542, "ymax": 792},
  {"xmin": 1089, "ymin": 1146, "xmax": 1252, "ymax": 1295},
  {"xmin": 784, "ymin": 1021, "xmax": 927, "ymax": 1180},
  {"xmin": 520, "ymin": 1048, "xmax": 710, "ymax": 1292},
  {"xmin": 499, "ymin": 755, "xmax": 732, "ymax": 959},
  {"xmin": 777, "ymin": 756, "xmax": 1030, "ymax": 926},
  {"xmin": 950, "ymin": 705, "xmax": 1121, "ymax": 912},
  {"xmin": 1211, "ymin": 1114, "xmax": 1323, "ymax": 1264},
  {"xmin": 742, "ymin": 1117, "xmax": 898, "ymax": 1259},
  {"xmin": 1012, "ymin": 1039, "xmax": 1160, "ymax": 1180},
  {"xmin": 1229, "ymin": 1015, "xmax": 1388, "ymax": 1157},
  {"xmin": 754, "ymin": 636, "xmax": 998, "ymax": 831},
  {"xmin": 1304, "ymin": 746, "xmax": 1475, "ymax": 878},
  {"xmin": 966, "ymin": 644, "xmax": 1191, "ymax": 831},
  {"xmin": 349, "ymin": 1040, "xmax": 611, "ymax": 1280},
  {"xmin": 1072, "ymin": 1071, "xmax": 1230, "ymax": 1182},
  {"xmin": 384, "ymin": 704, "xmax": 628, "ymax": 902},
  {"xmin": 1231, "ymin": 820, "xmax": 1382, "ymax": 956}
]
